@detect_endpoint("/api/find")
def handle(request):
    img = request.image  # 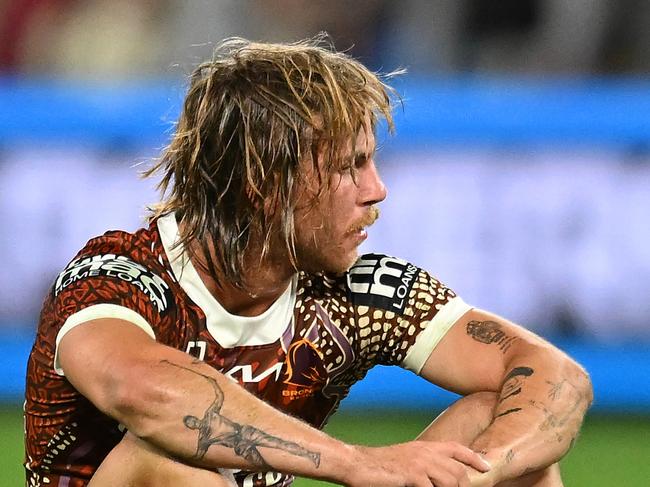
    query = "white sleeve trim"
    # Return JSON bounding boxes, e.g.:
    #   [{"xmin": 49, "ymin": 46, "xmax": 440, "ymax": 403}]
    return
[
  {"xmin": 401, "ymin": 297, "xmax": 473, "ymax": 374},
  {"xmin": 54, "ymin": 304, "xmax": 156, "ymax": 376}
]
